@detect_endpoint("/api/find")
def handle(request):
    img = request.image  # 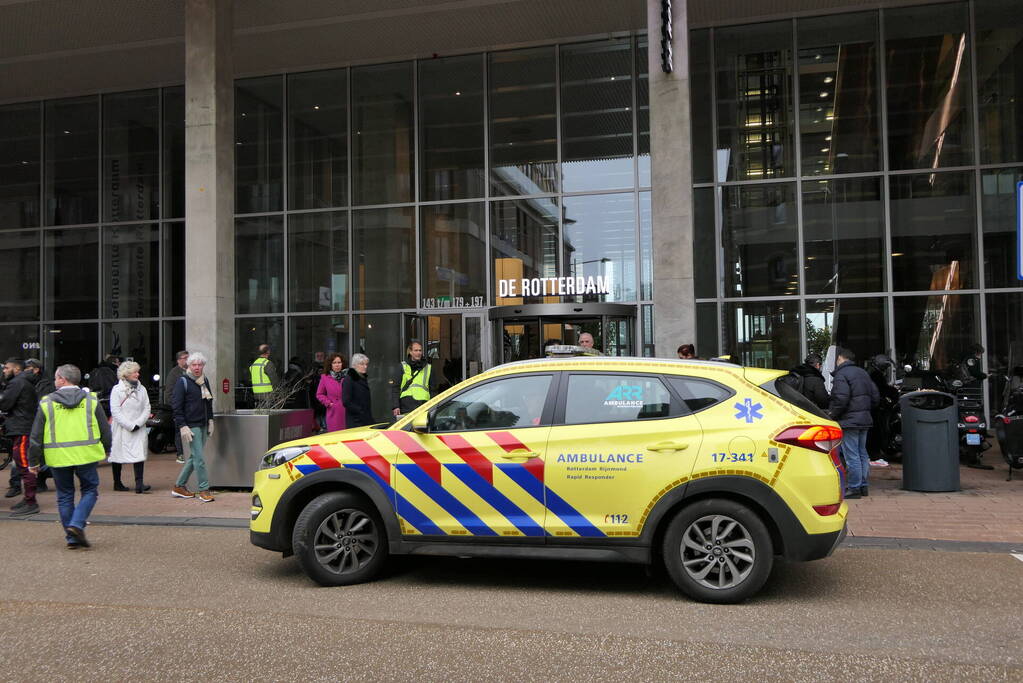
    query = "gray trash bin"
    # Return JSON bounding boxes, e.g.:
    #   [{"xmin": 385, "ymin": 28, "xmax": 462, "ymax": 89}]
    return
[{"xmin": 899, "ymin": 390, "xmax": 959, "ymax": 492}]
